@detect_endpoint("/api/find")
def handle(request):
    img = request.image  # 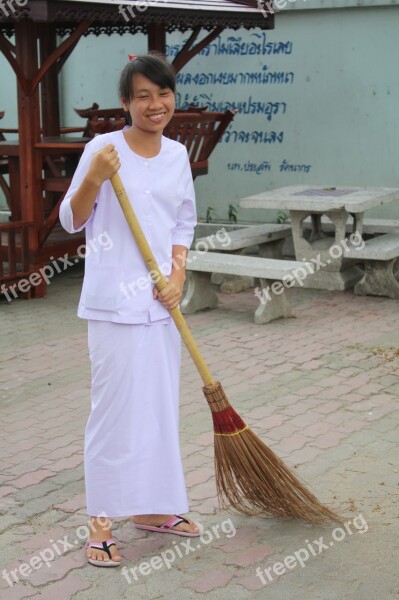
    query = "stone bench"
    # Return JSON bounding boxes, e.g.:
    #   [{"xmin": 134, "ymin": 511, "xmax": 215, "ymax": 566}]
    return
[
  {"xmin": 194, "ymin": 223, "xmax": 291, "ymax": 255},
  {"xmin": 181, "ymin": 251, "xmax": 313, "ymax": 324},
  {"xmin": 343, "ymin": 233, "xmax": 399, "ymax": 298},
  {"xmin": 301, "ymin": 216, "xmax": 399, "ymax": 236},
  {"xmin": 193, "ymin": 223, "xmax": 292, "ymax": 293}
]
